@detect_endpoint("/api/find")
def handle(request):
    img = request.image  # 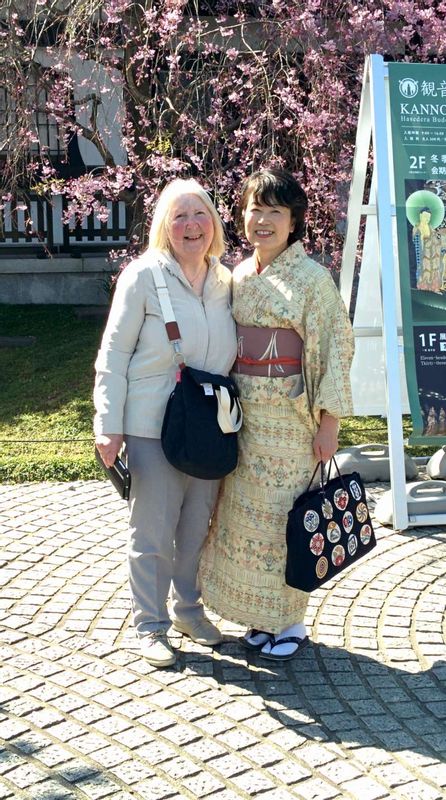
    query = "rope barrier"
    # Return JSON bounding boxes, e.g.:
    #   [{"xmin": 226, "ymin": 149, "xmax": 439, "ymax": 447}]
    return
[
  {"xmin": 0, "ymin": 428, "xmax": 404, "ymax": 445},
  {"xmin": 0, "ymin": 438, "xmax": 94, "ymax": 443}
]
